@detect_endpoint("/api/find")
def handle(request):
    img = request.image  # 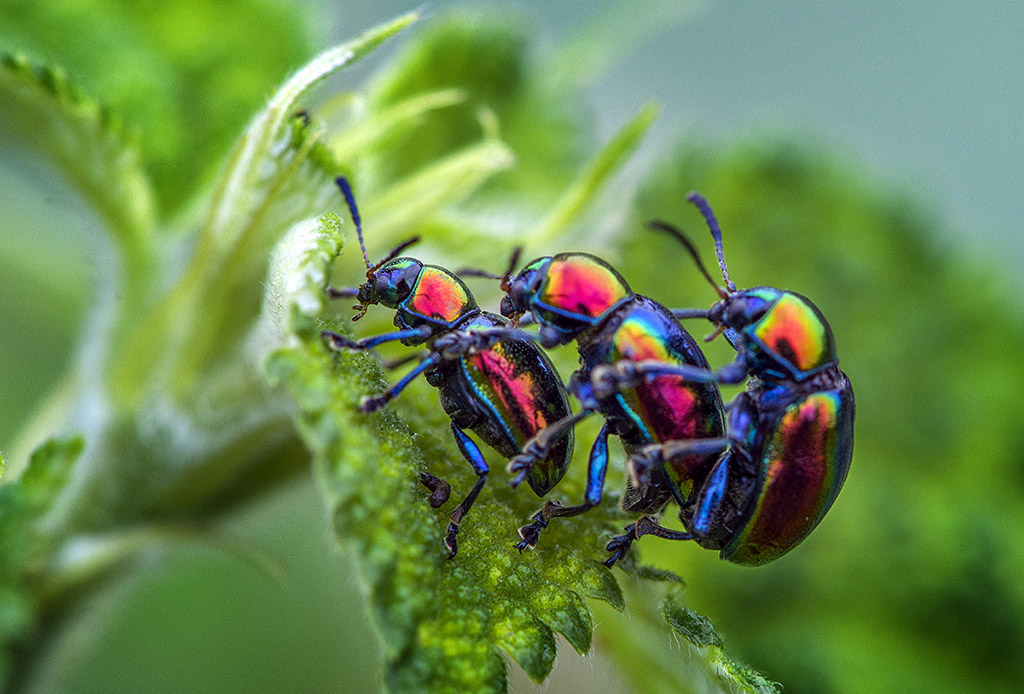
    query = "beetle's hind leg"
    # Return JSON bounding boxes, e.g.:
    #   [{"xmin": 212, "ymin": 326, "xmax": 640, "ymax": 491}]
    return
[
  {"xmin": 515, "ymin": 499, "xmax": 597, "ymax": 550},
  {"xmin": 603, "ymin": 516, "xmax": 694, "ymax": 567},
  {"xmin": 515, "ymin": 422, "xmax": 611, "ymax": 551}
]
